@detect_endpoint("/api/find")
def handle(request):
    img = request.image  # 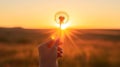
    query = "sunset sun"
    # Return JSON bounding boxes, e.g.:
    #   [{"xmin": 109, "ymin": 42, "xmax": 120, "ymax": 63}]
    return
[
  {"xmin": 61, "ymin": 23, "xmax": 70, "ymax": 30},
  {"xmin": 55, "ymin": 22, "xmax": 70, "ymax": 30}
]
